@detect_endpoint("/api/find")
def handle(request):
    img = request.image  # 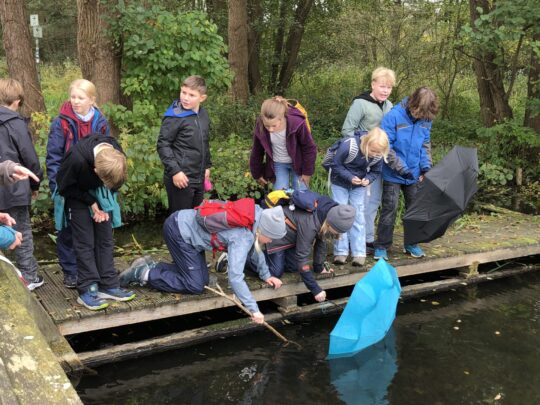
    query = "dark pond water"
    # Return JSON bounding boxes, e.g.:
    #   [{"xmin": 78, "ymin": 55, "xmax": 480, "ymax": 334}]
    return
[{"xmin": 76, "ymin": 271, "xmax": 540, "ymax": 404}]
